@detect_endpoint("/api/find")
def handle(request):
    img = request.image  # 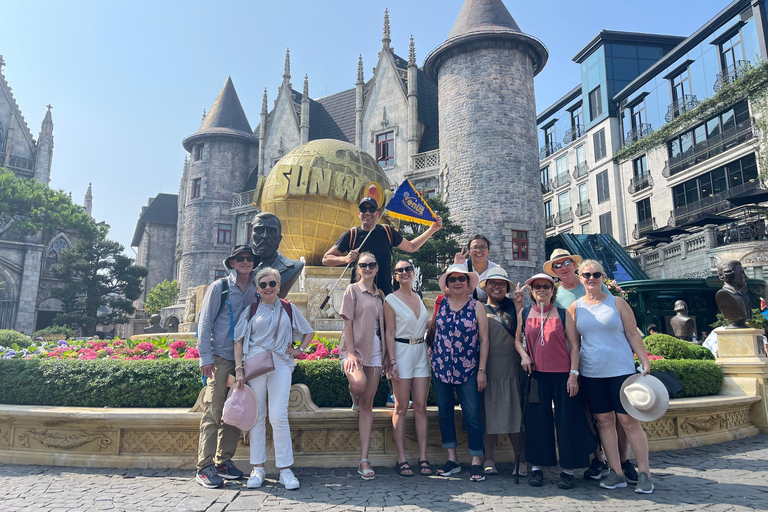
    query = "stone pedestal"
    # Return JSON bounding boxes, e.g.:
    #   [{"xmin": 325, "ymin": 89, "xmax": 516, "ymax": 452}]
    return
[
  {"xmin": 716, "ymin": 326, "xmax": 768, "ymax": 433},
  {"xmin": 304, "ymin": 266, "xmax": 348, "ymax": 331}
]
